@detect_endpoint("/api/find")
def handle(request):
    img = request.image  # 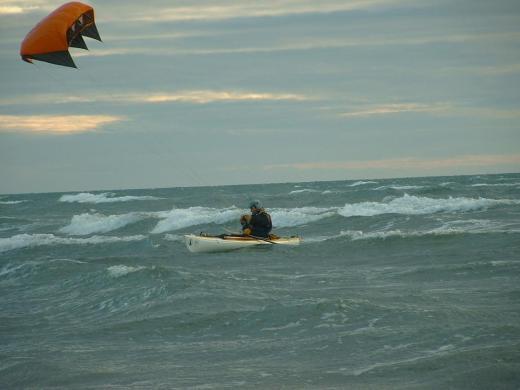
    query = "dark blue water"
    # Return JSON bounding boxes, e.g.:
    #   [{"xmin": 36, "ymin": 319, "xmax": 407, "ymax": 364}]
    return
[{"xmin": 1, "ymin": 174, "xmax": 520, "ymax": 388}]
